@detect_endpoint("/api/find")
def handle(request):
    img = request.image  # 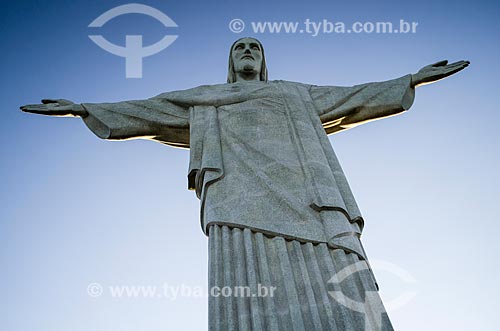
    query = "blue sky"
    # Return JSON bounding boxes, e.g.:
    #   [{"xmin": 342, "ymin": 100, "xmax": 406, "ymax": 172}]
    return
[{"xmin": 1, "ymin": 0, "xmax": 499, "ymax": 330}]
